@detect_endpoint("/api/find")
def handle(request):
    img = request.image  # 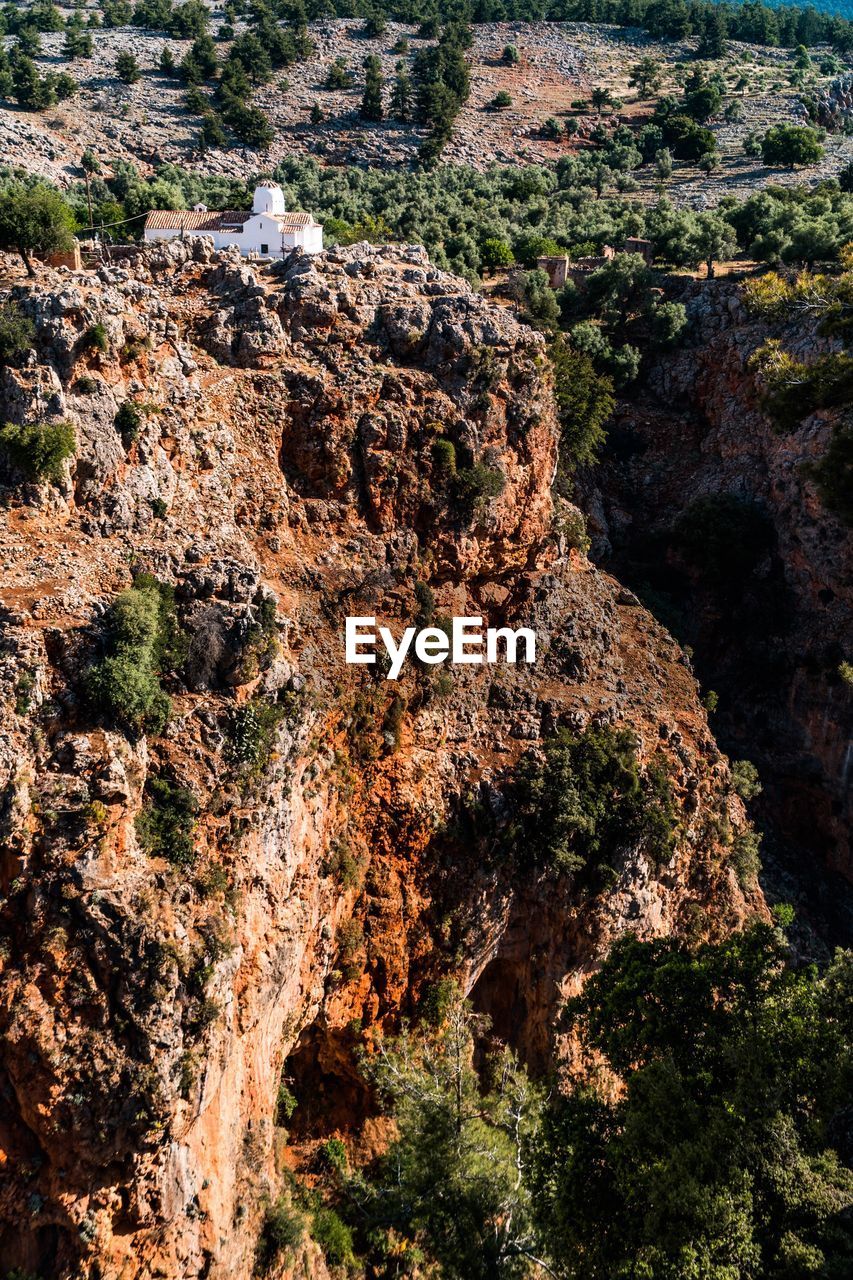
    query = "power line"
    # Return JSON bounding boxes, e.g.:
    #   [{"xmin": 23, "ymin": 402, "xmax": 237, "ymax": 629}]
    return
[{"xmin": 75, "ymin": 210, "xmax": 152, "ymax": 235}]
